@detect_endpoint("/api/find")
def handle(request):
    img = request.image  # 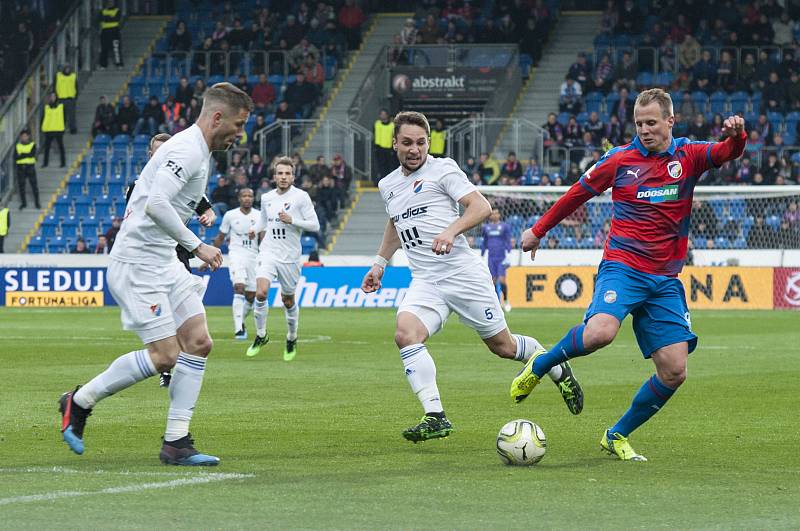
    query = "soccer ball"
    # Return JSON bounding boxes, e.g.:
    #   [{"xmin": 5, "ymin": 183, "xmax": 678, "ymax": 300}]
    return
[{"xmin": 496, "ymin": 419, "xmax": 546, "ymax": 466}]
